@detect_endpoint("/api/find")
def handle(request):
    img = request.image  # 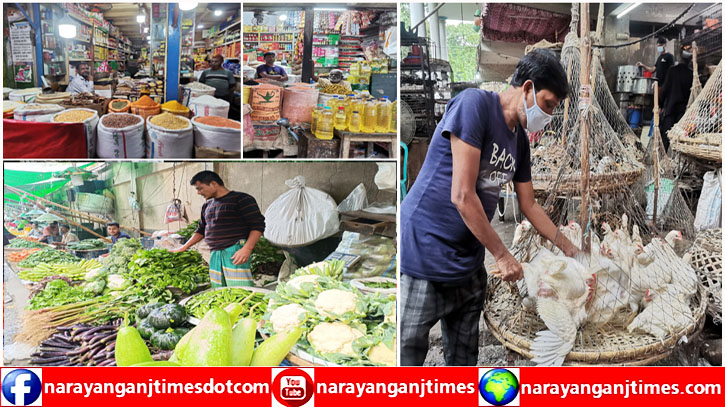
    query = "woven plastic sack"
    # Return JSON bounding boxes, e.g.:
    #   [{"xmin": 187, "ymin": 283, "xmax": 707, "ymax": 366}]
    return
[
  {"xmin": 145, "ymin": 114, "xmax": 194, "ymax": 158},
  {"xmin": 694, "ymin": 170, "xmax": 722, "ymax": 231},
  {"xmin": 97, "ymin": 113, "xmax": 146, "ymax": 158},
  {"xmin": 337, "ymin": 183, "xmax": 368, "ymax": 213},
  {"xmin": 263, "ymin": 176, "xmax": 339, "ymax": 247},
  {"xmin": 51, "ymin": 108, "xmax": 99, "ymax": 158}
]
